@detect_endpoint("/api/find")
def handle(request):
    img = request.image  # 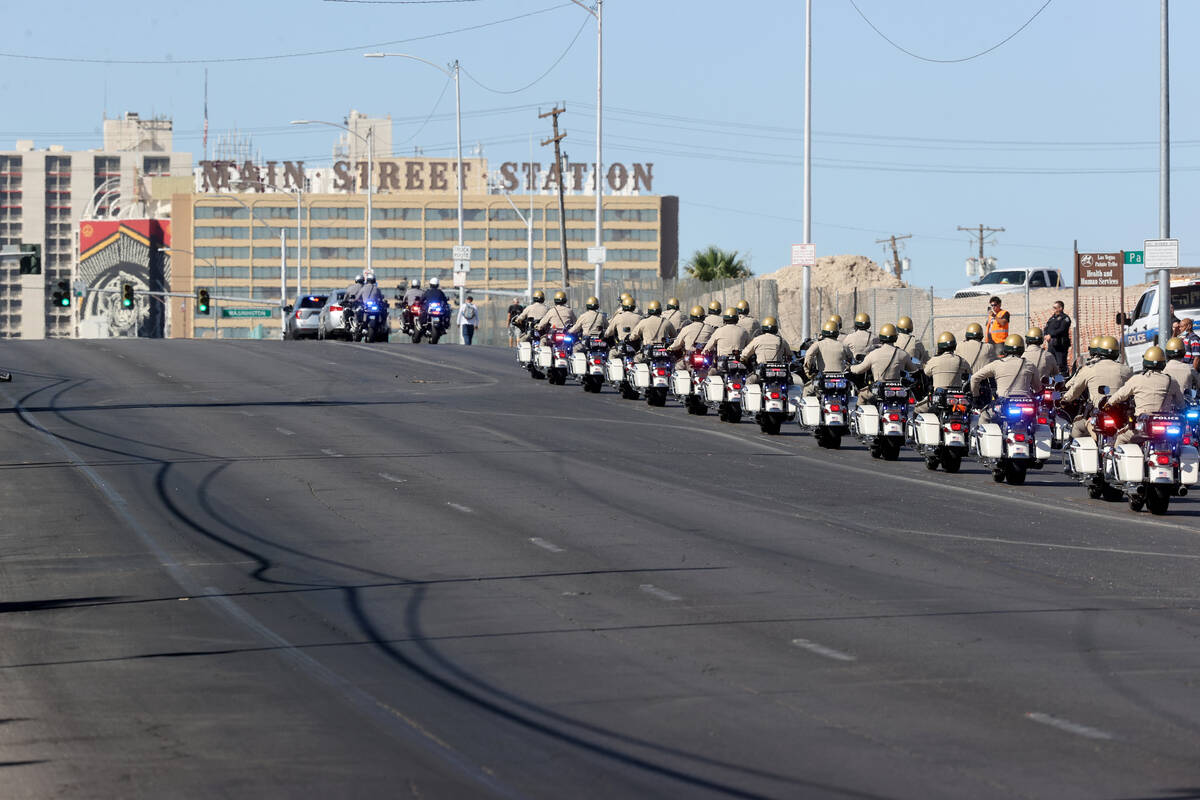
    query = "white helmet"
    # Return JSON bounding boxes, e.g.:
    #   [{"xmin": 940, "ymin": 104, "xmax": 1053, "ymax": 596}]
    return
[
  {"xmin": 354, "ymin": 275, "xmax": 365, "ymax": 284},
  {"xmin": 409, "ymin": 279, "xmax": 419, "ymax": 289},
  {"xmin": 429, "ymin": 277, "xmax": 440, "ymax": 288},
  {"xmin": 365, "ymin": 275, "xmax": 376, "ymax": 284}
]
